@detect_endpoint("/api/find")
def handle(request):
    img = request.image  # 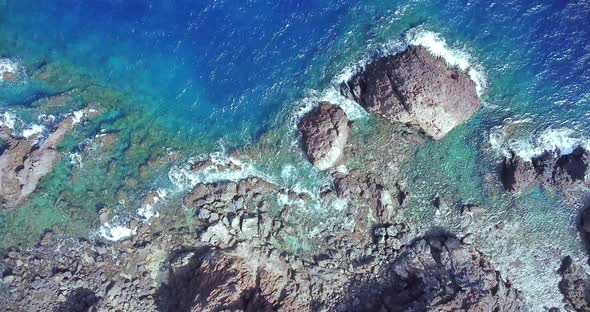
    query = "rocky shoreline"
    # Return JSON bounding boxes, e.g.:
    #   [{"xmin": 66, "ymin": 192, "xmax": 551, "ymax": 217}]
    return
[{"xmin": 1, "ymin": 45, "xmax": 589, "ymax": 312}]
